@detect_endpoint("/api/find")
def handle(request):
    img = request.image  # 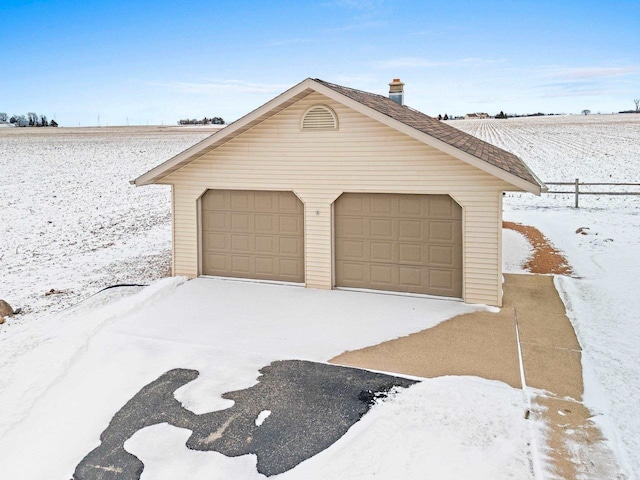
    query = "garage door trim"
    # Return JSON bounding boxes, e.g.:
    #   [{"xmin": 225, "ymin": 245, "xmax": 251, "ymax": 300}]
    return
[
  {"xmin": 199, "ymin": 189, "xmax": 305, "ymax": 284},
  {"xmin": 333, "ymin": 192, "xmax": 463, "ymax": 298}
]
